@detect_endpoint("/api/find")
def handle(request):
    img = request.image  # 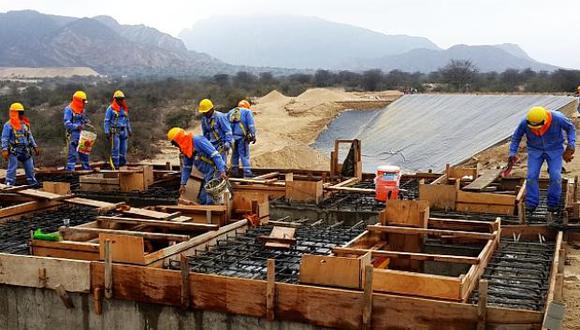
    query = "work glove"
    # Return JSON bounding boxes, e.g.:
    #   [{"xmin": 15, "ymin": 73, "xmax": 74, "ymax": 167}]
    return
[
  {"xmin": 507, "ymin": 155, "xmax": 517, "ymax": 167},
  {"xmin": 248, "ymin": 134, "xmax": 256, "ymax": 144},
  {"xmin": 219, "ymin": 171, "xmax": 228, "ymax": 181},
  {"xmin": 33, "ymin": 147, "xmax": 40, "ymax": 156},
  {"xmin": 563, "ymin": 146, "xmax": 575, "ymax": 163},
  {"xmin": 179, "ymin": 184, "xmax": 186, "ymax": 195},
  {"xmin": 1, "ymin": 150, "xmax": 8, "ymax": 161}
]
